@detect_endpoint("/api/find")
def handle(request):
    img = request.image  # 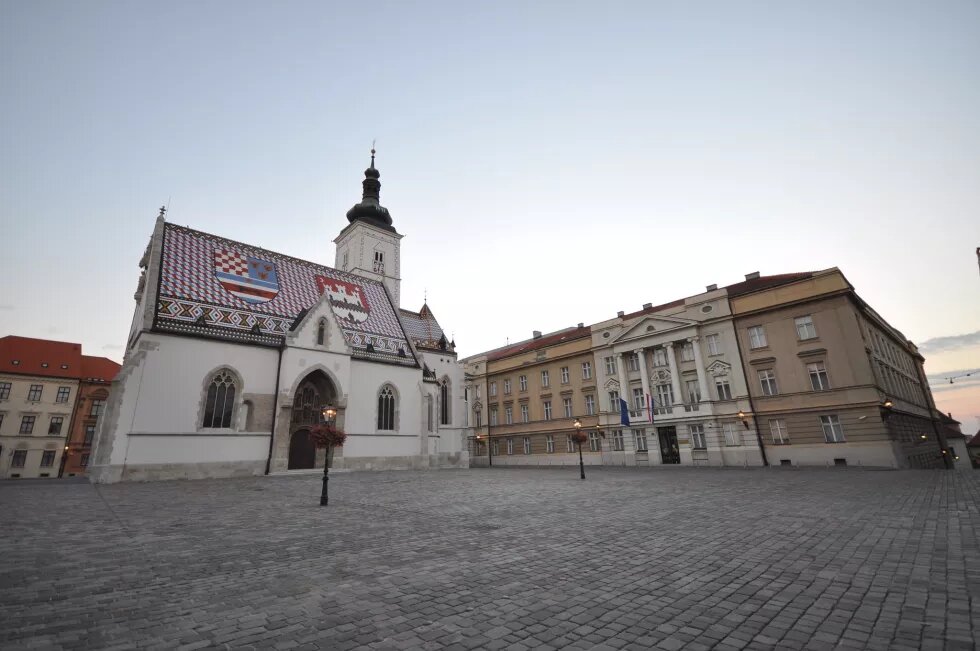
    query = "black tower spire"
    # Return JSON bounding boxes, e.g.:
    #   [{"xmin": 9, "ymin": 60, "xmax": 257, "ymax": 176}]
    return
[{"xmin": 346, "ymin": 146, "xmax": 396, "ymax": 233}]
